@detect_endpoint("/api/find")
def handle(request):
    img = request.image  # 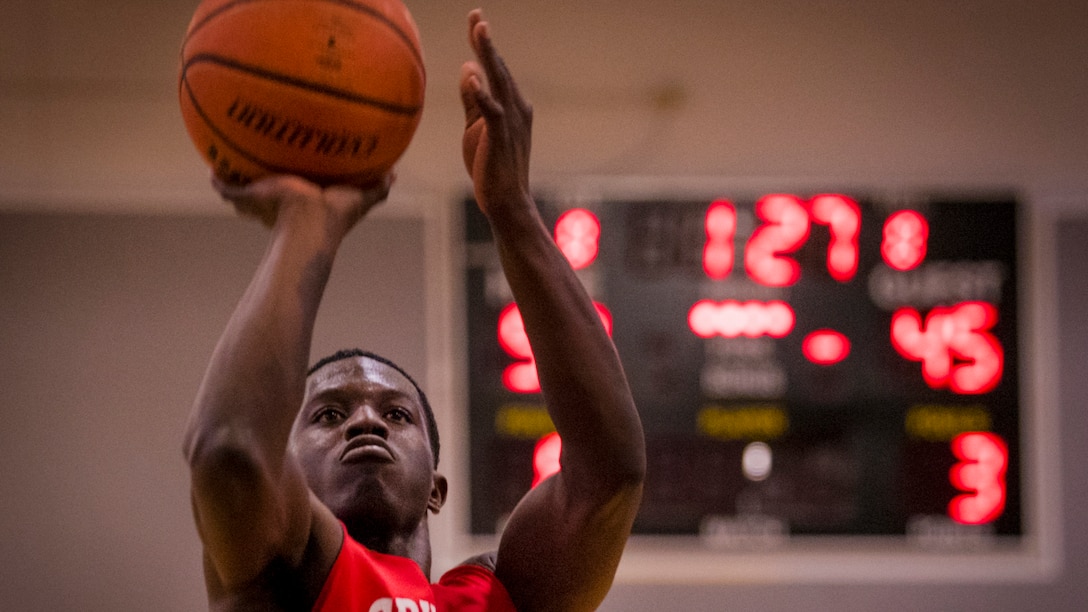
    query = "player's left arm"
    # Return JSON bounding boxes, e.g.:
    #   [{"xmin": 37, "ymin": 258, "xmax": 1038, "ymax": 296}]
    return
[{"xmin": 459, "ymin": 10, "xmax": 646, "ymax": 611}]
